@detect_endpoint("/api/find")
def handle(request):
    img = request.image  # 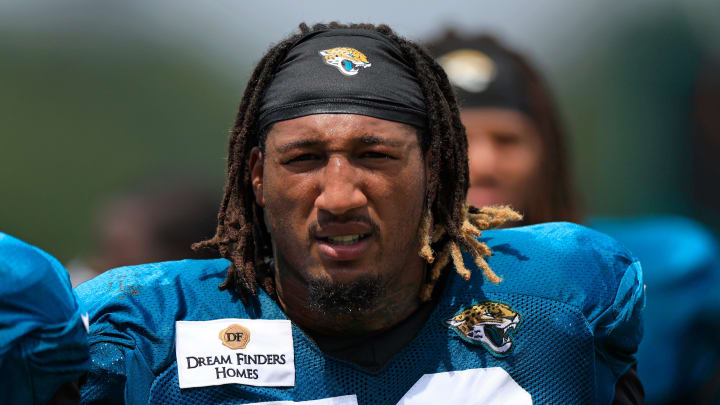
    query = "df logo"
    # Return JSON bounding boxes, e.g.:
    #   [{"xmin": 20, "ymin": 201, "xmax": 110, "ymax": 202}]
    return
[{"xmin": 219, "ymin": 324, "xmax": 251, "ymax": 349}]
